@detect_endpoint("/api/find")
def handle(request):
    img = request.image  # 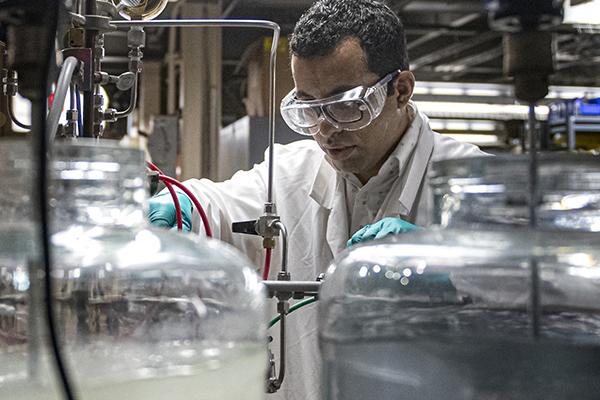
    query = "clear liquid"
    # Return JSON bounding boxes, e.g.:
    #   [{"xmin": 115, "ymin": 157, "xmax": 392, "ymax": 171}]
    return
[
  {"xmin": 0, "ymin": 343, "xmax": 266, "ymax": 400},
  {"xmin": 322, "ymin": 307, "xmax": 600, "ymax": 400}
]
